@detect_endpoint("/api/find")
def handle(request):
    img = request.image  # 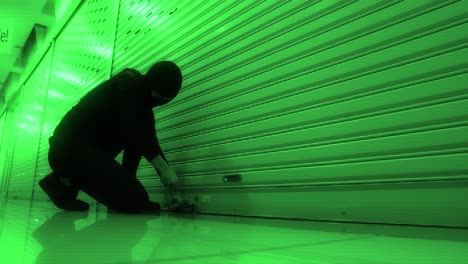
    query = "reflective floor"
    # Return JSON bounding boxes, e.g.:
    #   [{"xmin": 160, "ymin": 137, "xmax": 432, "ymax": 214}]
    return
[{"xmin": 1, "ymin": 197, "xmax": 467, "ymax": 264}]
